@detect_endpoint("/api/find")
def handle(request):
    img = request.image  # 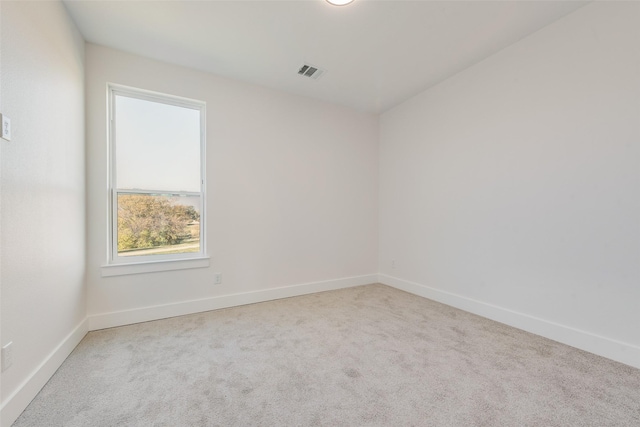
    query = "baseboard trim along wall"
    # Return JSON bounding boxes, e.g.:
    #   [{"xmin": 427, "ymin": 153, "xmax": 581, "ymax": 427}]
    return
[
  {"xmin": 1, "ymin": 318, "xmax": 89, "ymax": 427},
  {"xmin": 88, "ymin": 274, "xmax": 379, "ymax": 331},
  {"xmin": 379, "ymin": 274, "xmax": 640, "ymax": 370}
]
